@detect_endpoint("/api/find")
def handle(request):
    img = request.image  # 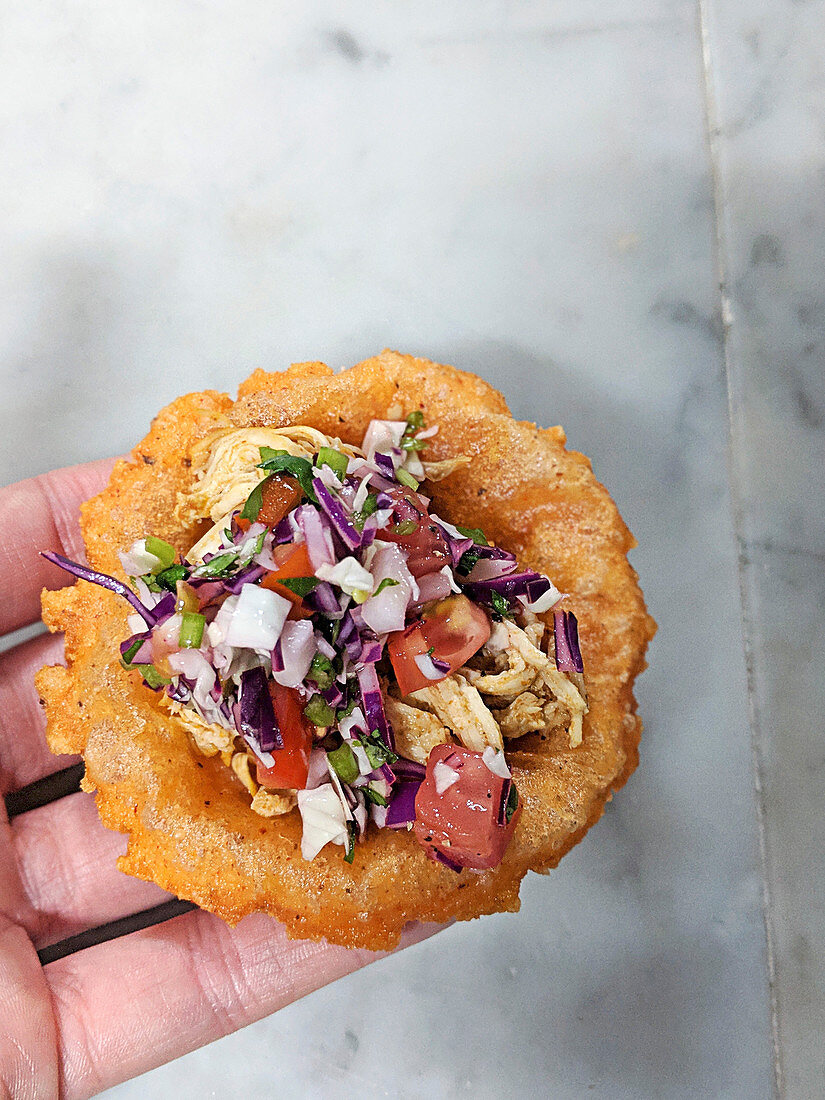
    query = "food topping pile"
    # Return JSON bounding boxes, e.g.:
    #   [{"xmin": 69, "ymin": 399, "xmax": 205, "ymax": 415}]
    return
[{"xmin": 44, "ymin": 413, "xmax": 587, "ymax": 871}]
